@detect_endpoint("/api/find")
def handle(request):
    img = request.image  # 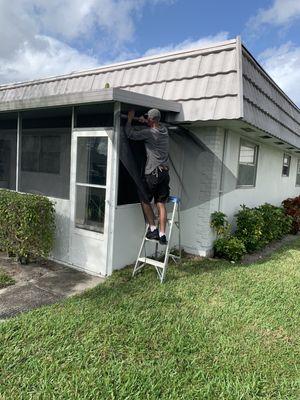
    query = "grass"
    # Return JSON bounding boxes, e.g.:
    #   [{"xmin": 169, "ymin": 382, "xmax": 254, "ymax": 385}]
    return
[
  {"xmin": 0, "ymin": 239, "xmax": 300, "ymax": 399},
  {"xmin": 0, "ymin": 270, "xmax": 14, "ymax": 289}
]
